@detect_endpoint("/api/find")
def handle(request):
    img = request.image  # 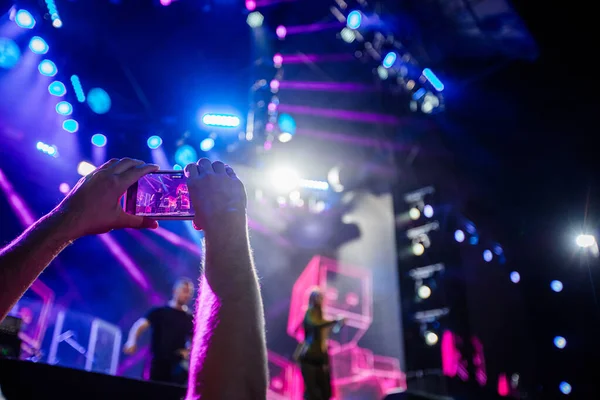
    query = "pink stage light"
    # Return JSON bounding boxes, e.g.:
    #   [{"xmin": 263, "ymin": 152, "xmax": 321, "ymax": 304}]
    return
[
  {"xmin": 160, "ymin": 0, "xmax": 172, "ymax": 5},
  {"xmin": 99, "ymin": 233, "xmax": 151, "ymax": 290},
  {"xmin": 266, "ymin": 122, "xmax": 274, "ymax": 132},
  {"xmin": 268, "ymin": 102, "xmax": 277, "ymax": 112},
  {"xmin": 245, "ymin": 0, "xmax": 257, "ymax": 10},
  {"xmin": 0, "ymin": 168, "xmax": 36, "ymax": 226},
  {"xmin": 273, "ymin": 53, "xmax": 283, "ymax": 67},
  {"xmin": 152, "ymin": 227, "xmax": 202, "ymax": 256},
  {"xmin": 270, "ymin": 79, "xmax": 280, "ymax": 91},
  {"xmin": 59, "ymin": 182, "xmax": 70, "ymax": 194},
  {"xmin": 497, "ymin": 373, "xmax": 510, "ymax": 396},
  {"xmin": 275, "ymin": 25, "xmax": 286, "ymax": 39}
]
